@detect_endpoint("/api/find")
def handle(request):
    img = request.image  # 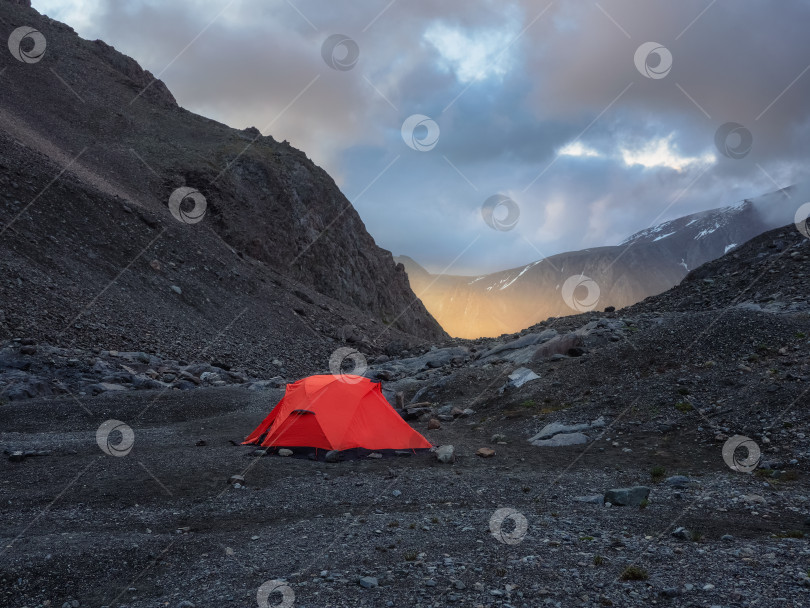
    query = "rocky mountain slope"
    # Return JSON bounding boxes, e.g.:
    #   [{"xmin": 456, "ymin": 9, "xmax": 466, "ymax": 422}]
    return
[
  {"xmin": 0, "ymin": 0, "xmax": 445, "ymax": 372},
  {"xmin": 398, "ymin": 188, "xmax": 798, "ymax": 338}
]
